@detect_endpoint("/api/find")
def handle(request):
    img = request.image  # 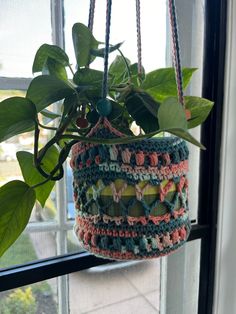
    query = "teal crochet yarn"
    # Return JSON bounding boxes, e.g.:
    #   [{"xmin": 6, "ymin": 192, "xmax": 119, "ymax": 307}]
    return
[{"xmin": 70, "ymin": 118, "xmax": 191, "ymax": 260}]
